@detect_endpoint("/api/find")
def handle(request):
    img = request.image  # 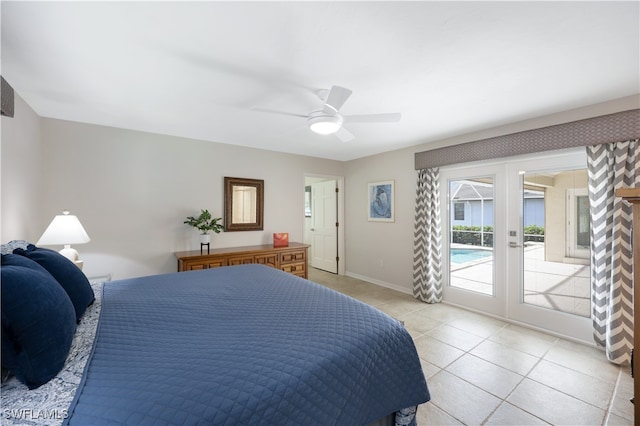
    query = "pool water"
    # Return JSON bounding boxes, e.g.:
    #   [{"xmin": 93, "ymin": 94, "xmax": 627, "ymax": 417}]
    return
[{"xmin": 450, "ymin": 248, "xmax": 493, "ymax": 264}]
